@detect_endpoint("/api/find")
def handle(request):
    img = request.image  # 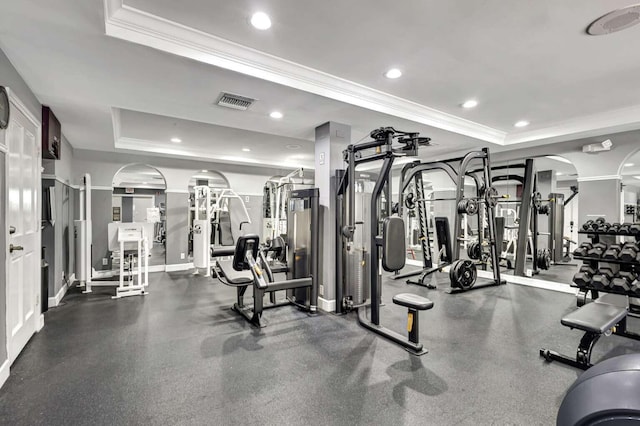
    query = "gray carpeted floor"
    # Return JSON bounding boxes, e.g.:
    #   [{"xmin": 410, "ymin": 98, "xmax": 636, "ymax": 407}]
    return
[{"xmin": 1, "ymin": 270, "xmax": 639, "ymax": 425}]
